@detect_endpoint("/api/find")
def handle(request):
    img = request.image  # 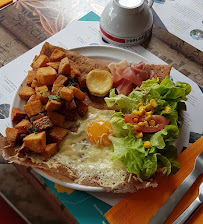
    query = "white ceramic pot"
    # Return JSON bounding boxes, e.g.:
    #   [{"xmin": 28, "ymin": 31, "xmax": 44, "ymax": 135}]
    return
[{"xmin": 100, "ymin": 0, "xmax": 154, "ymax": 46}]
